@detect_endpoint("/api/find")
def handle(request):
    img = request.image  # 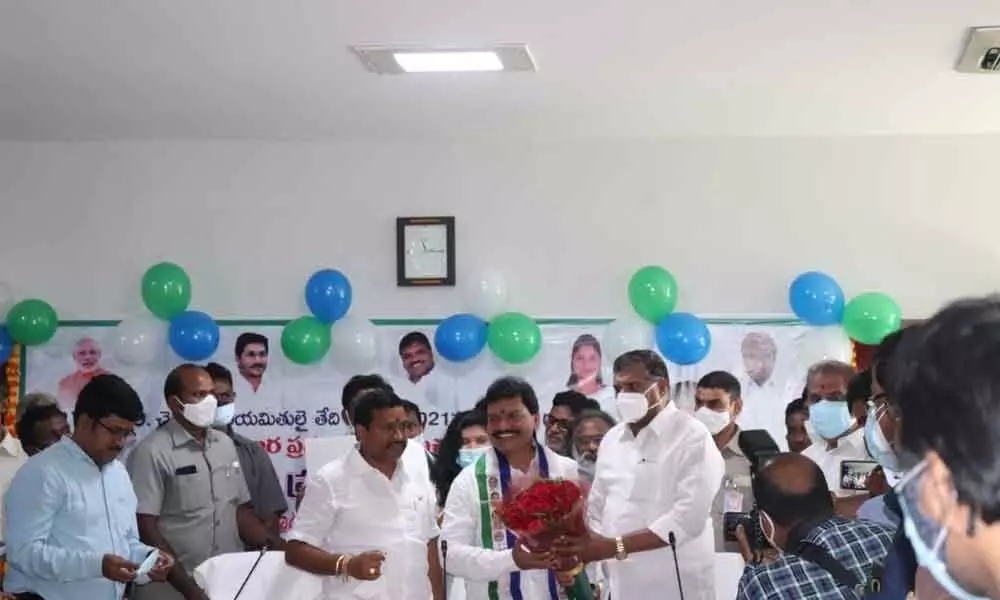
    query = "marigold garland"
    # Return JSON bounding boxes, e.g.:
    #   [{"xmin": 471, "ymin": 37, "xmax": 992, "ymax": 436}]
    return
[{"xmin": 3, "ymin": 345, "xmax": 21, "ymax": 437}]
